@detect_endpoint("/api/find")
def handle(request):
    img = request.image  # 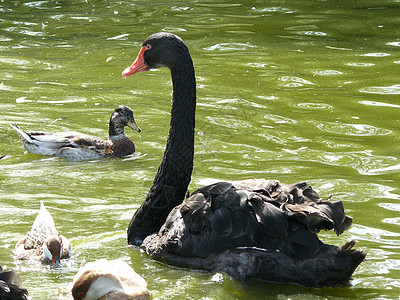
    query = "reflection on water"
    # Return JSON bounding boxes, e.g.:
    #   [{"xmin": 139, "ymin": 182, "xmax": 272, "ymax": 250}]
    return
[
  {"xmin": 0, "ymin": 0, "xmax": 399, "ymax": 299},
  {"xmin": 360, "ymin": 84, "xmax": 400, "ymax": 95}
]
